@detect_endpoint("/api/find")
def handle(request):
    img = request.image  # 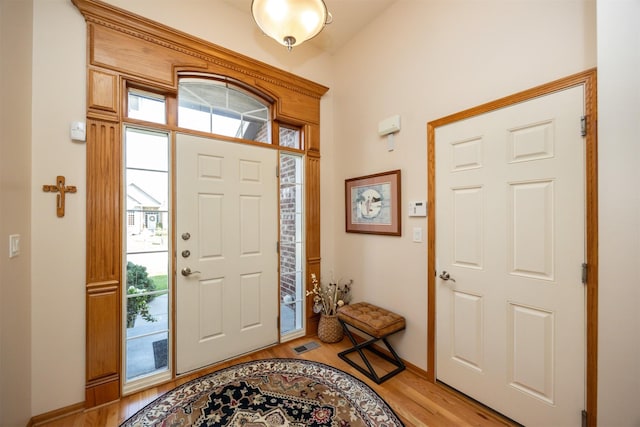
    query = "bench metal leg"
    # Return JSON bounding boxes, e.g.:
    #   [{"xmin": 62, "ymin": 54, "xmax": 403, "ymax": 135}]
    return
[{"xmin": 337, "ymin": 319, "xmax": 405, "ymax": 384}]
